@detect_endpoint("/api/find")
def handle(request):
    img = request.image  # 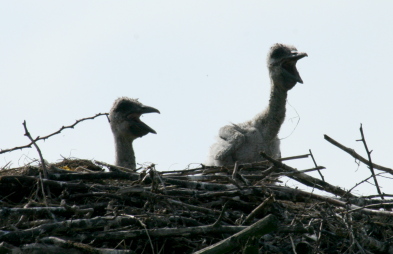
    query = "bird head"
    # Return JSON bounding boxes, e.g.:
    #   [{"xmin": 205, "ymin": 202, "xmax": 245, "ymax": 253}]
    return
[
  {"xmin": 109, "ymin": 97, "xmax": 160, "ymax": 139},
  {"xmin": 267, "ymin": 43, "xmax": 307, "ymax": 90}
]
